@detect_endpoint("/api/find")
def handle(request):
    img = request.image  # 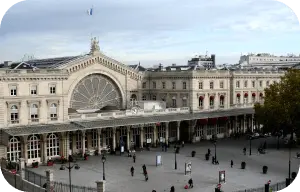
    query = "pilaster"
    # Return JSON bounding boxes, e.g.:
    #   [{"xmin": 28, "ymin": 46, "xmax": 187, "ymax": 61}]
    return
[
  {"xmin": 165, "ymin": 122, "xmax": 169, "ymax": 145},
  {"xmin": 126, "ymin": 126, "xmax": 130, "ymax": 150},
  {"xmin": 153, "ymin": 125, "xmax": 157, "ymax": 147},
  {"xmin": 97, "ymin": 129, "xmax": 101, "ymax": 154},
  {"xmin": 140, "ymin": 126, "xmax": 144, "ymax": 148},
  {"xmin": 176, "ymin": 121, "xmax": 180, "ymax": 141},
  {"xmin": 112, "ymin": 128, "xmax": 116, "ymax": 152},
  {"xmin": 81, "ymin": 130, "xmax": 86, "ymax": 156}
]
